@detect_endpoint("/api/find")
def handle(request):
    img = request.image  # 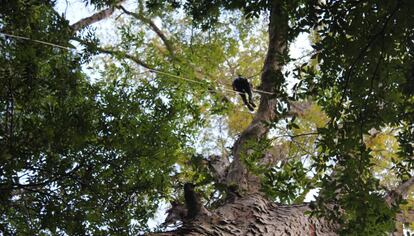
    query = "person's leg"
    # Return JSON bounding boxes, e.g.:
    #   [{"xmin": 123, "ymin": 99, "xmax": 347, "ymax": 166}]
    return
[
  {"xmin": 240, "ymin": 93, "xmax": 249, "ymax": 106},
  {"xmin": 240, "ymin": 93, "xmax": 254, "ymax": 111},
  {"xmin": 246, "ymin": 89, "xmax": 256, "ymax": 107}
]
